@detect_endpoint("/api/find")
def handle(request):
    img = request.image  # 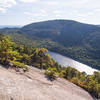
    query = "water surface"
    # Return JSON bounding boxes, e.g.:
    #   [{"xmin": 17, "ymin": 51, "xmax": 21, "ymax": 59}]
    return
[{"xmin": 48, "ymin": 51, "xmax": 99, "ymax": 75}]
